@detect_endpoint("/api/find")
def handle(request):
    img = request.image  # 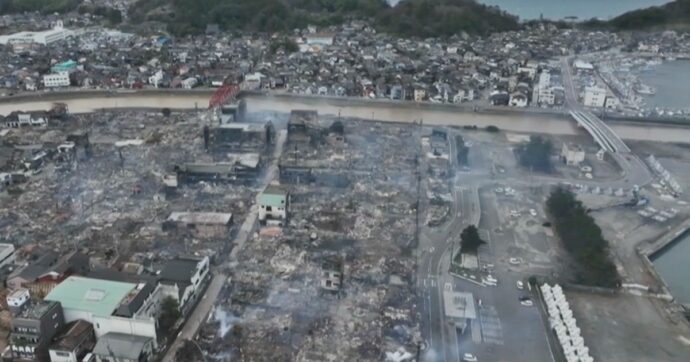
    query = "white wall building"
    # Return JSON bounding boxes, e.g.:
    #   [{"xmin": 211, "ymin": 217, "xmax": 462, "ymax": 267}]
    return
[
  {"xmin": 583, "ymin": 86, "xmax": 606, "ymax": 108},
  {"xmin": 562, "ymin": 143, "xmax": 586, "ymax": 166},
  {"xmin": 43, "ymin": 72, "xmax": 71, "ymax": 88},
  {"xmin": 181, "ymin": 77, "xmax": 197, "ymax": 89},
  {"xmin": 0, "ymin": 21, "xmax": 72, "ymax": 45},
  {"xmin": 6, "ymin": 288, "xmax": 29, "ymax": 310},
  {"xmin": 44, "ymin": 277, "xmax": 159, "ymax": 345},
  {"xmin": 158, "ymin": 256, "xmax": 210, "ymax": 314},
  {"xmin": 148, "ymin": 70, "xmax": 164, "ymax": 88}
]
